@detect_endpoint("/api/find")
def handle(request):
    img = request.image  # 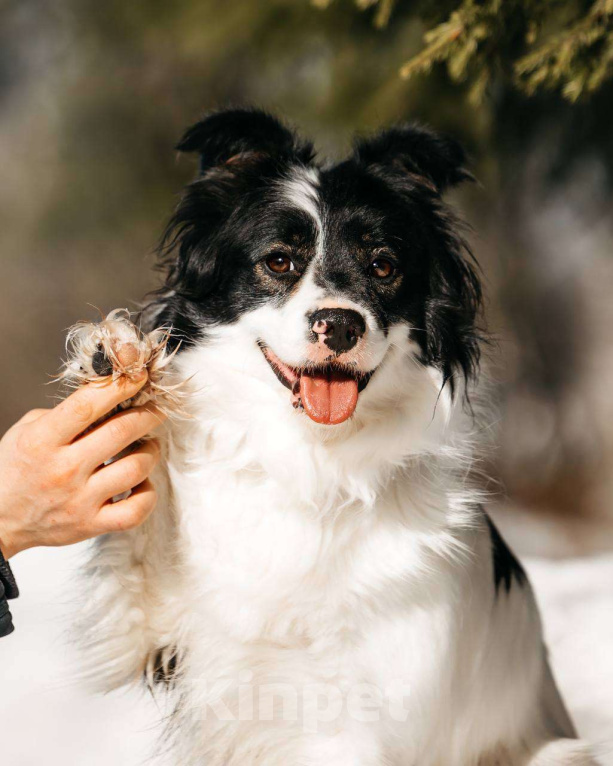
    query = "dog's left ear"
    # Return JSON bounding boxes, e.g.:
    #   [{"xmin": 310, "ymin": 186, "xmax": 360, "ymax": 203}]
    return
[
  {"xmin": 176, "ymin": 108, "xmax": 314, "ymax": 175},
  {"xmin": 353, "ymin": 124, "xmax": 473, "ymax": 193}
]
